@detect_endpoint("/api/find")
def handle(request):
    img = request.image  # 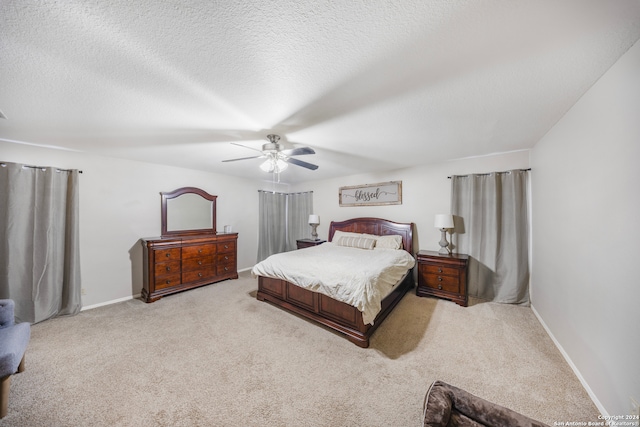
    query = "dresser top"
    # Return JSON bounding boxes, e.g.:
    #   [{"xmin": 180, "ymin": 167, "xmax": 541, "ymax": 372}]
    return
[
  {"xmin": 141, "ymin": 233, "xmax": 237, "ymax": 244},
  {"xmin": 417, "ymin": 250, "xmax": 468, "ymax": 260}
]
